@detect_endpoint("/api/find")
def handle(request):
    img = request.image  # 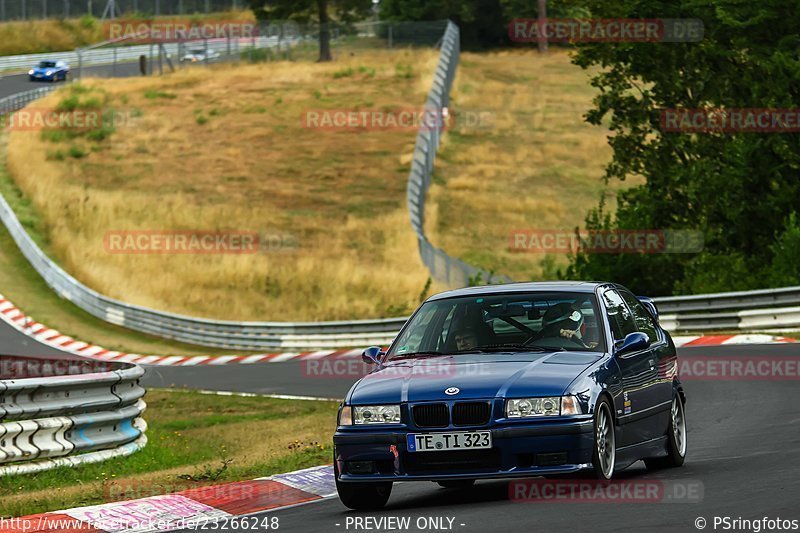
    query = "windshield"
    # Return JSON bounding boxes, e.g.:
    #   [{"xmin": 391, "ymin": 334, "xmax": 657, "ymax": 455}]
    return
[
  {"xmin": 38, "ymin": 61, "xmax": 56, "ymax": 68},
  {"xmin": 387, "ymin": 292, "xmax": 606, "ymax": 359}
]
